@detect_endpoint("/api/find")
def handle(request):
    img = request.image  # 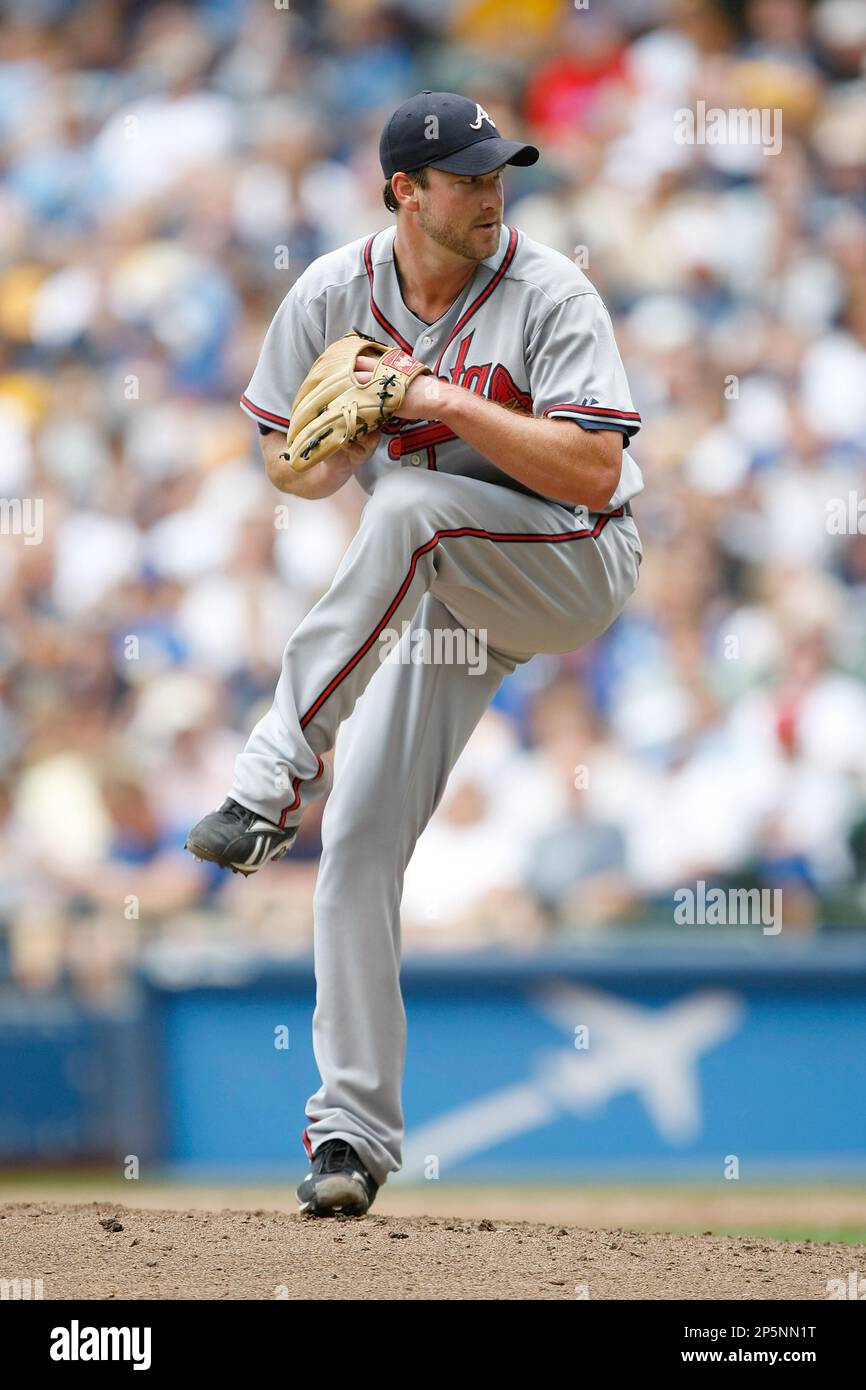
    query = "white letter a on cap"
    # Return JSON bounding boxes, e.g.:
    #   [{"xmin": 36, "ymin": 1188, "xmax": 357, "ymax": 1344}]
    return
[{"xmin": 470, "ymin": 103, "xmax": 496, "ymax": 130}]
